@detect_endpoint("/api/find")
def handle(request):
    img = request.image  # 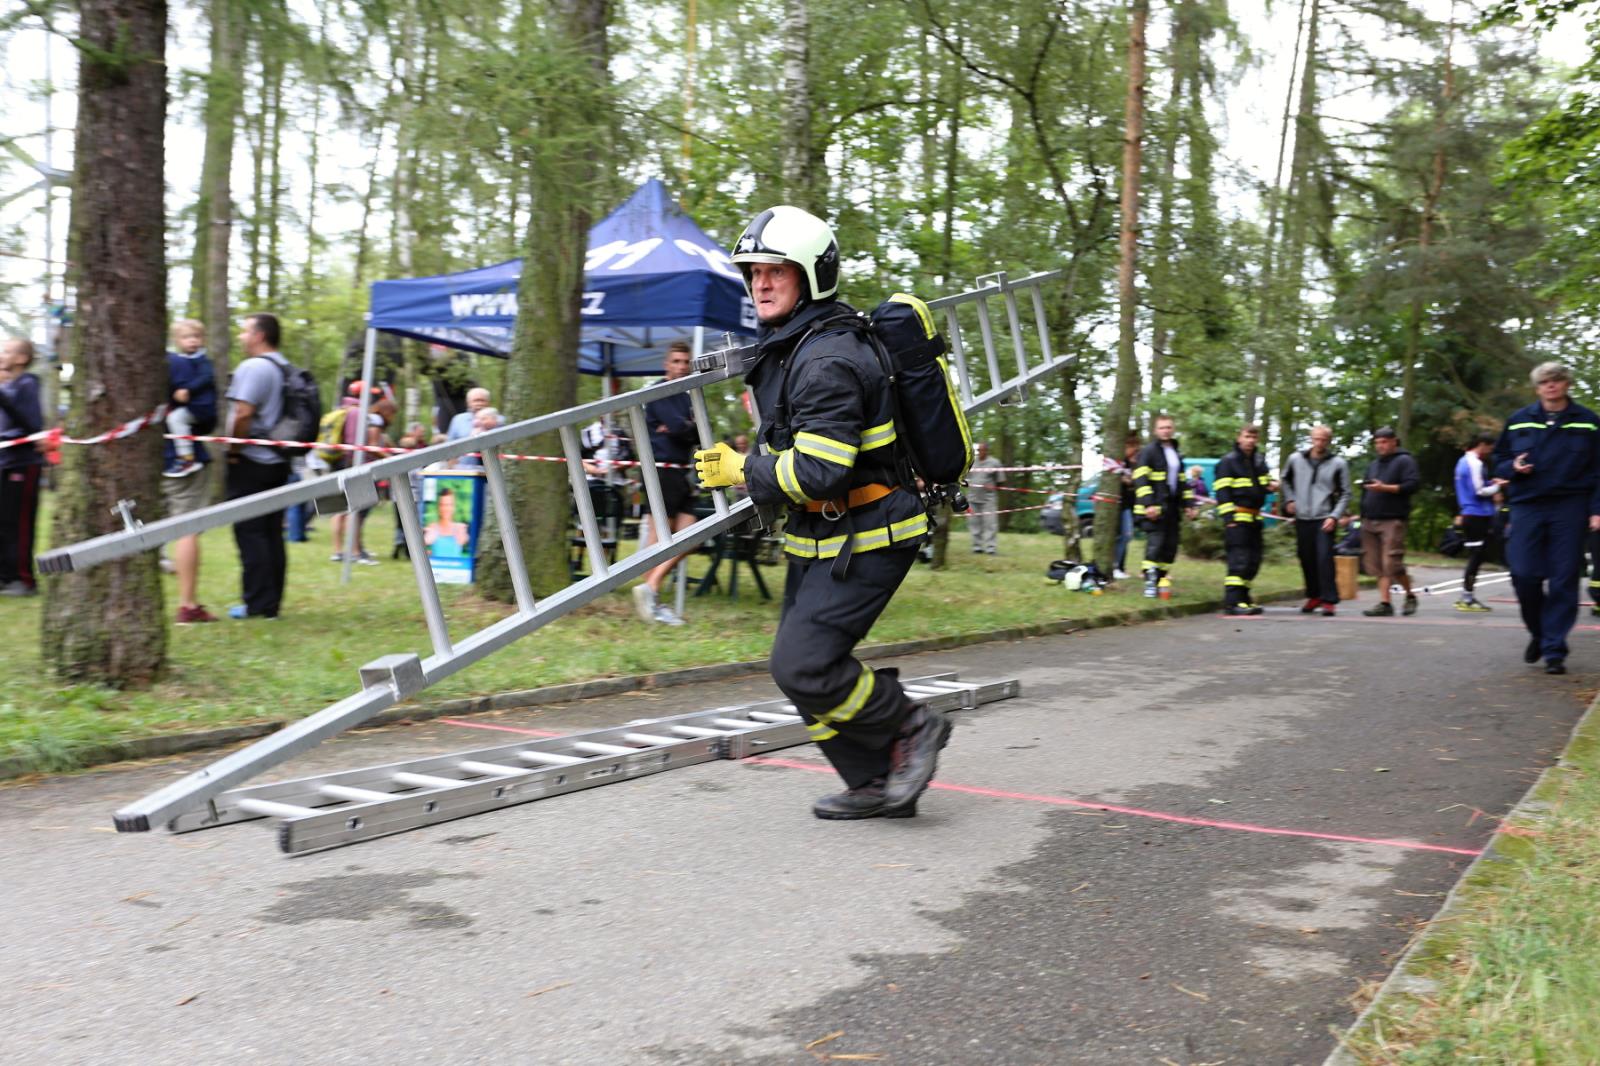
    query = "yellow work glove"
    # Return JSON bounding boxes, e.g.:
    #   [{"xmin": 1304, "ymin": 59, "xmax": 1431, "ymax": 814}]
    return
[{"xmin": 694, "ymin": 442, "xmax": 746, "ymax": 488}]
